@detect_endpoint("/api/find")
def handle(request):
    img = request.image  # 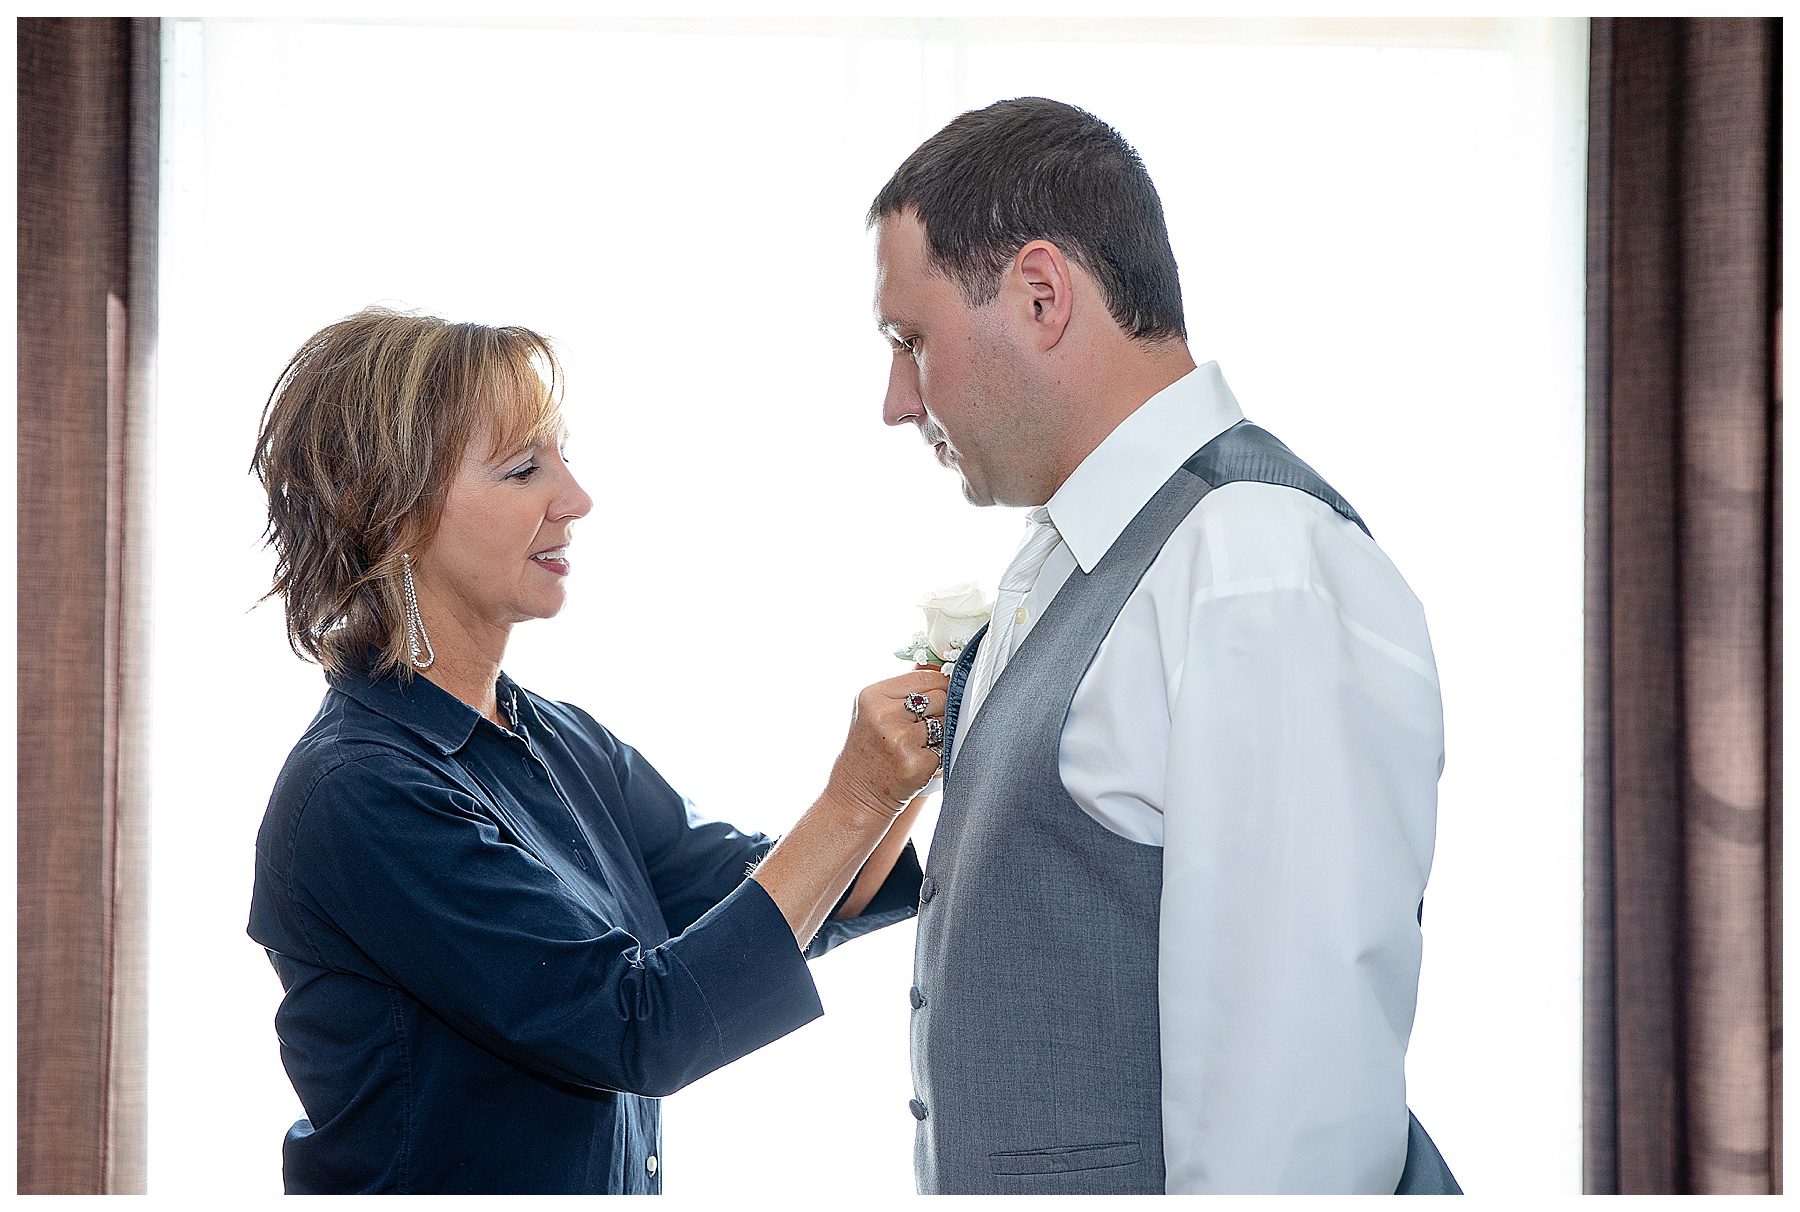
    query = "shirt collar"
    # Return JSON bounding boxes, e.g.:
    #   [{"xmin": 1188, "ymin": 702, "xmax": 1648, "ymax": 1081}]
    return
[
  {"xmin": 1044, "ymin": 361, "xmax": 1245, "ymax": 573},
  {"xmin": 498, "ymin": 671, "xmax": 556, "ymax": 736},
  {"xmin": 333, "ymin": 659, "xmax": 531, "ymax": 756}
]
